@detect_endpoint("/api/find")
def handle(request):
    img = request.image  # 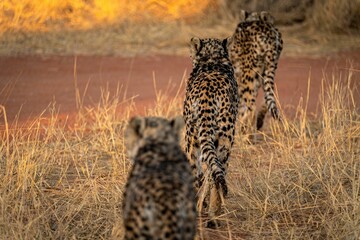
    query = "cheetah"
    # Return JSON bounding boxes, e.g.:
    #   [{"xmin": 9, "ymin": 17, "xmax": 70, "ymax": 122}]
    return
[
  {"xmin": 184, "ymin": 37, "xmax": 238, "ymax": 227},
  {"xmin": 123, "ymin": 116, "xmax": 197, "ymax": 240},
  {"xmin": 229, "ymin": 10, "xmax": 283, "ymax": 132}
]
